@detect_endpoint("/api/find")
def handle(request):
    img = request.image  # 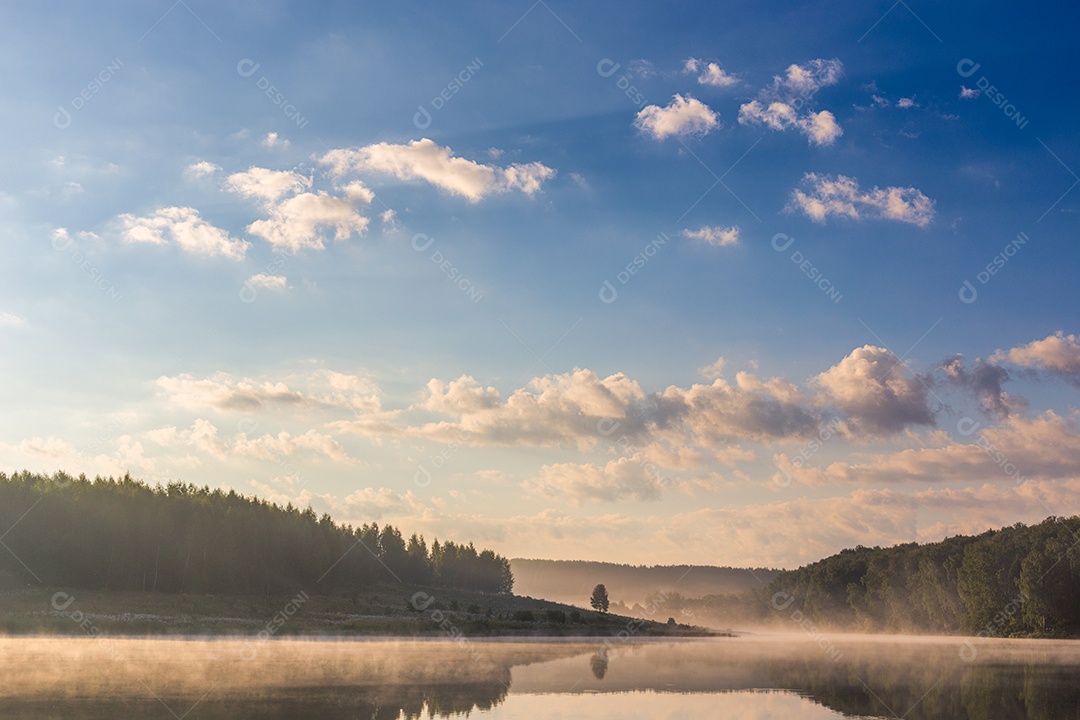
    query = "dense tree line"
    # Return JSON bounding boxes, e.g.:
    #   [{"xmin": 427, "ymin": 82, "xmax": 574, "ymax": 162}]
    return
[
  {"xmin": 648, "ymin": 516, "xmax": 1080, "ymax": 637},
  {"xmin": 509, "ymin": 558, "xmax": 779, "ymax": 605},
  {"xmin": 0, "ymin": 471, "xmax": 513, "ymax": 596}
]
